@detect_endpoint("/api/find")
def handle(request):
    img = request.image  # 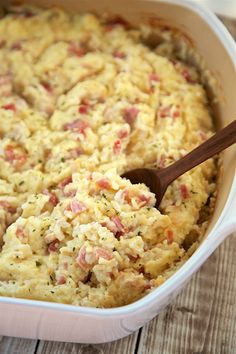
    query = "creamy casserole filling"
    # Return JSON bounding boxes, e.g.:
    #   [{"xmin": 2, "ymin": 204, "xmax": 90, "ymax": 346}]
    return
[{"xmin": 0, "ymin": 6, "xmax": 217, "ymax": 307}]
